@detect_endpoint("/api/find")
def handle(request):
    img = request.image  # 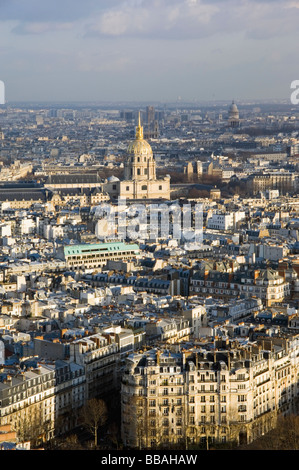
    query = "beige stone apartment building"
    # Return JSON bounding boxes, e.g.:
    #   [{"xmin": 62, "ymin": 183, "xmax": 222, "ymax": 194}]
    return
[
  {"xmin": 0, "ymin": 364, "xmax": 56, "ymax": 444},
  {"xmin": 121, "ymin": 335, "xmax": 299, "ymax": 448},
  {"xmin": 0, "ymin": 361, "xmax": 86, "ymax": 443}
]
